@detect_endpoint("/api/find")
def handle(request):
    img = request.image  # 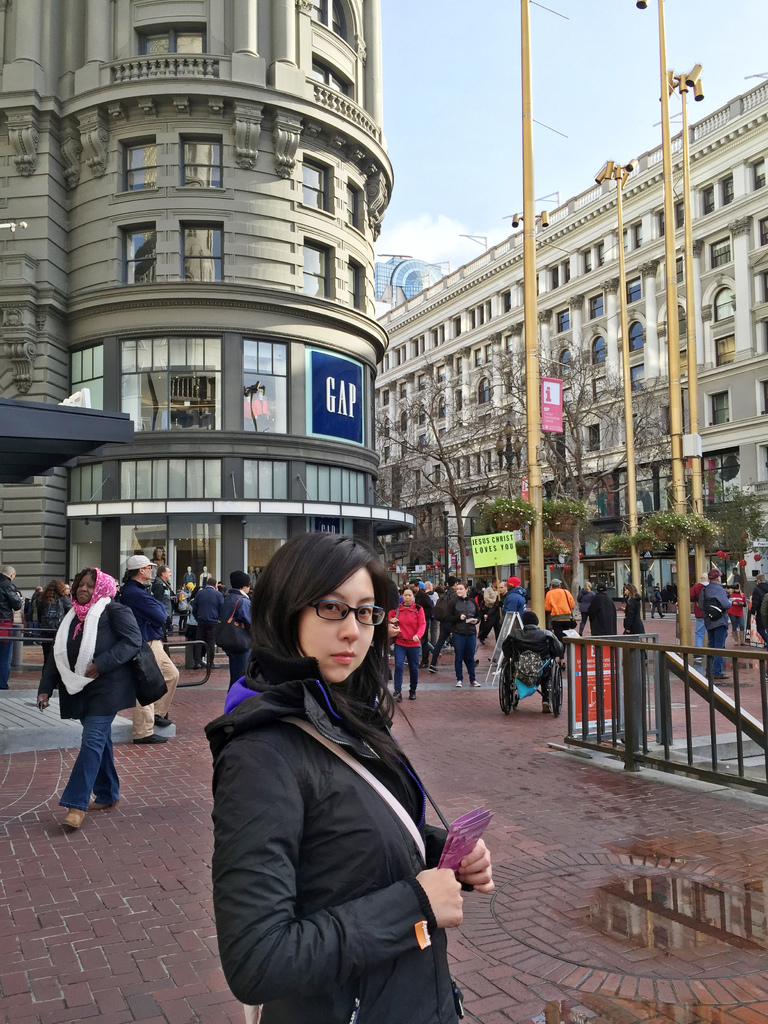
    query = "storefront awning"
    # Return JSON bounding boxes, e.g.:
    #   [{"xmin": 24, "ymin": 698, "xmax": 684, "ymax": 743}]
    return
[{"xmin": 0, "ymin": 397, "xmax": 134, "ymax": 484}]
